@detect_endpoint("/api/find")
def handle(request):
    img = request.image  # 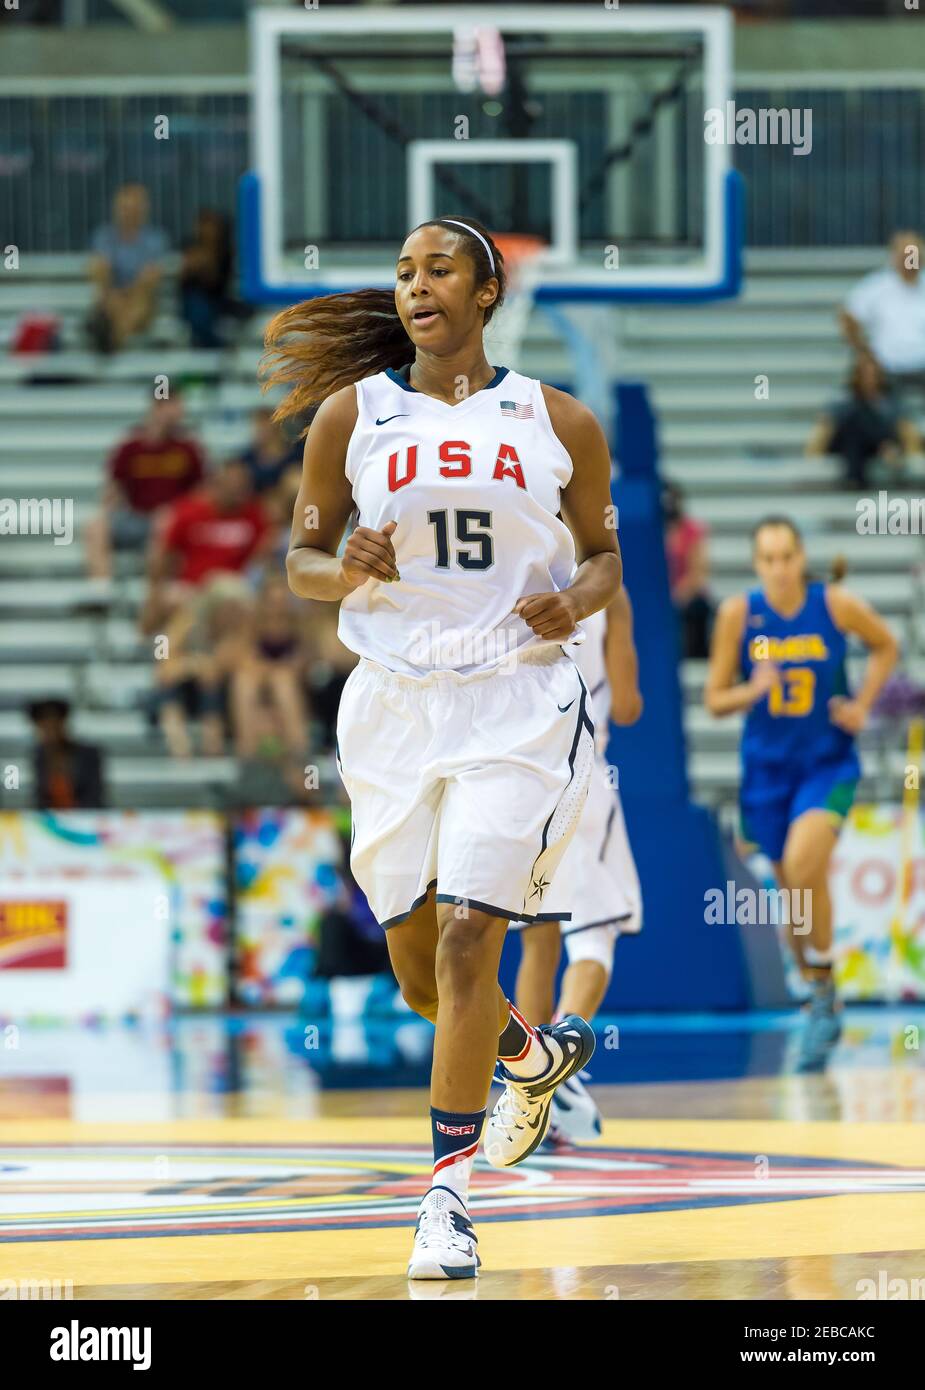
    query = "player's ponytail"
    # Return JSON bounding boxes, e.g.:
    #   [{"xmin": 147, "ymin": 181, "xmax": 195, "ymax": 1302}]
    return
[{"xmin": 260, "ymin": 216, "xmax": 506, "ymax": 429}]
